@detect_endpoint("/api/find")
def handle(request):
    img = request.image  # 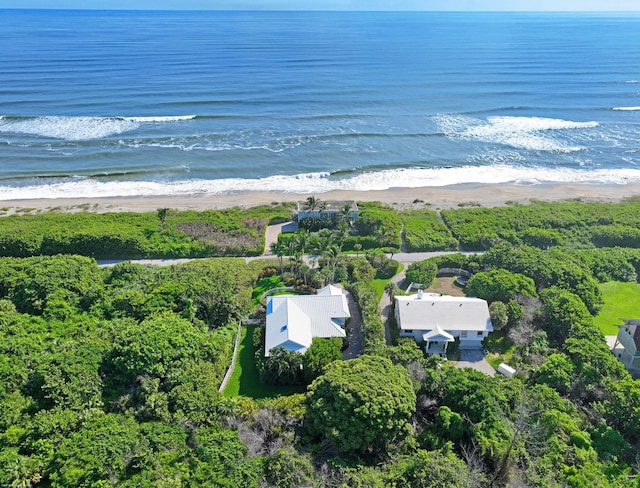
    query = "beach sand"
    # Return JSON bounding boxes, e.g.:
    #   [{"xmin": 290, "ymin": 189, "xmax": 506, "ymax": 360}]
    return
[{"xmin": 1, "ymin": 182, "xmax": 640, "ymax": 214}]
